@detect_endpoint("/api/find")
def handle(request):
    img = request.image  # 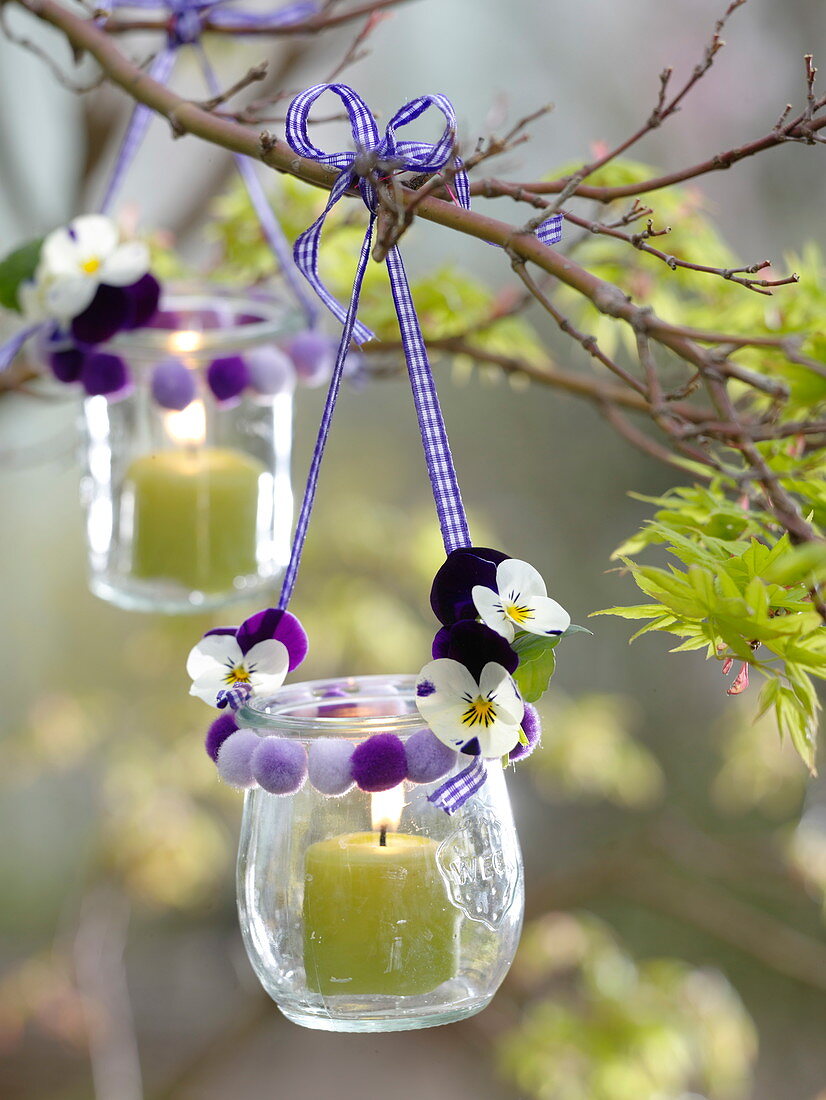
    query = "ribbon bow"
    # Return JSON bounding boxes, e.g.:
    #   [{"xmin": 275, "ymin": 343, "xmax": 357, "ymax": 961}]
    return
[
  {"xmin": 97, "ymin": 0, "xmax": 319, "ymax": 325},
  {"xmin": 284, "ymin": 83, "xmax": 471, "ymax": 347}
]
